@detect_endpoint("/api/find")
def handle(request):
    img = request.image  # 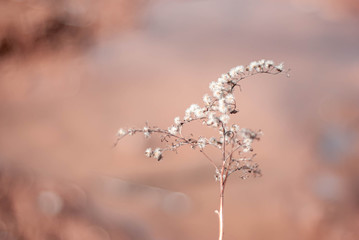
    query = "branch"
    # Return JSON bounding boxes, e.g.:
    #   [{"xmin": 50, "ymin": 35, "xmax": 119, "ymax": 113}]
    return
[{"xmin": 200, "ymin": 150, "xmax": 219, "ymax": 171}]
